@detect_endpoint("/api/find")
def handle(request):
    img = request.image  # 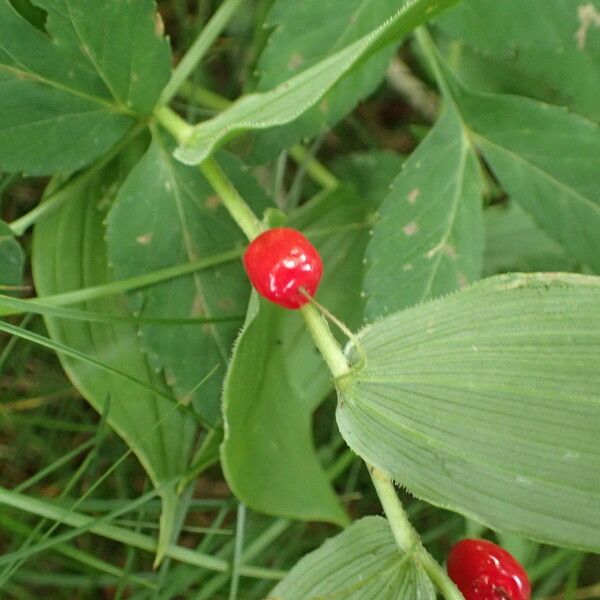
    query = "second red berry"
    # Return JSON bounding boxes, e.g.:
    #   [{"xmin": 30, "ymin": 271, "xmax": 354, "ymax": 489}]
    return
[{"xmin": 447, "ymin": 539, "xmax": 531, "ymax": 600}]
